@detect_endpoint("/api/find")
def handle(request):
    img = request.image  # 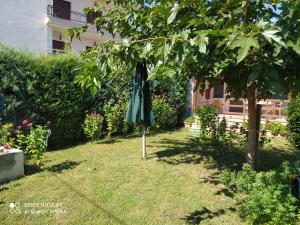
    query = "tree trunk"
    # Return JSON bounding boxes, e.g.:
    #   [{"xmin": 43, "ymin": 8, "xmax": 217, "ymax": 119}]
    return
[{"xmin": 247, "ymin": 85, "xmax": 257, "ymax": 169}]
